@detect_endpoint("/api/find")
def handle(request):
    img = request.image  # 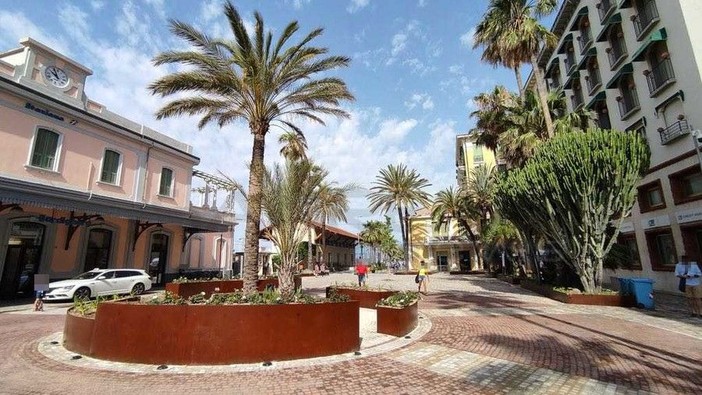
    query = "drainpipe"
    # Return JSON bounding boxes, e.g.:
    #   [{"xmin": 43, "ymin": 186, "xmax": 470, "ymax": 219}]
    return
[{"xmin": 142, "ymin": 143, "xmax": 153, "ymax": 208}]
